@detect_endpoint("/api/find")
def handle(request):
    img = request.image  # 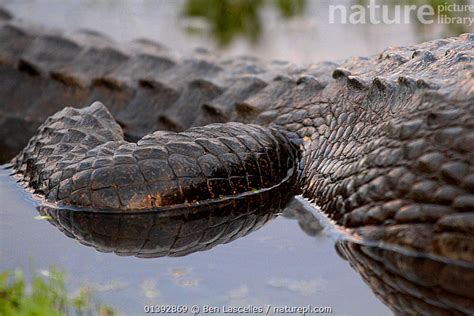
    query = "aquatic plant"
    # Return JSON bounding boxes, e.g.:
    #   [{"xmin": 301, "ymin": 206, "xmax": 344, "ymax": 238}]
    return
[
  {"xmin": 183, "ymin": 0, "xmax": 305, "ymax": 46},
  {"xmin": 0, "ymin": 266, "xmax": 115, "ymax": 316}
]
